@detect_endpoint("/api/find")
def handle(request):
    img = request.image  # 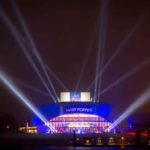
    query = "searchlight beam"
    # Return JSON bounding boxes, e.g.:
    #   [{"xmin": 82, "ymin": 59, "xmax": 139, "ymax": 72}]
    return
[{"xmin": 0, "ymin": 70, "xmax": 57, "ymax": 133}]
